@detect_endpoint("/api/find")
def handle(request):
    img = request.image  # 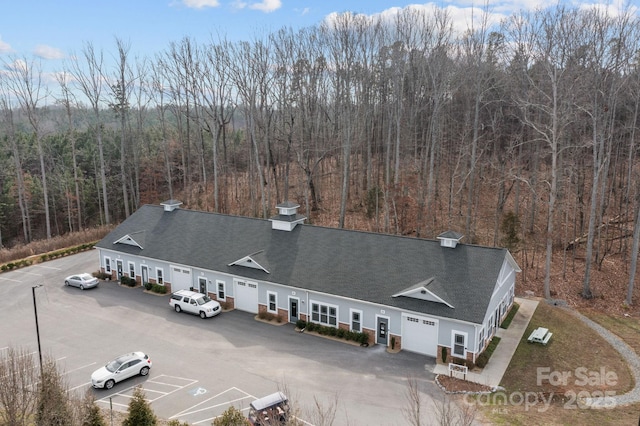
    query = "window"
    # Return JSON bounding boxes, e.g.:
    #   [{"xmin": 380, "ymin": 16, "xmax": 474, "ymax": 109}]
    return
[
  {"xmin": 452, "ymin": 332, "xmax": 467, "ymax": 357},
  {"xmin": 105, "ymin": 258, "xmax": 111, "ymax": 273},
  {"xmin": 478, "ymin": 329, "xmax": 485, "ymax": 352},
  {"xmin": 217, "ymin": 281, "xmax": 226, "ymax": 300},
  {"xmin": 128, "ymin": 262, "xmax": 135, "ymax": 279},
  {"xmin": 268, "ymin": 292, "xmax": 277, "ymax": 313},
  {"xmin": 311, "ymin": 301, "xmax": 337, "ymax": 327},
  {"xmin": 156, "ymin": 268, "xmax": 164, "ymax": 285},
  {"xmin": 350, "ymin": 310, "xmax": 362, "ymax": 332}
]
